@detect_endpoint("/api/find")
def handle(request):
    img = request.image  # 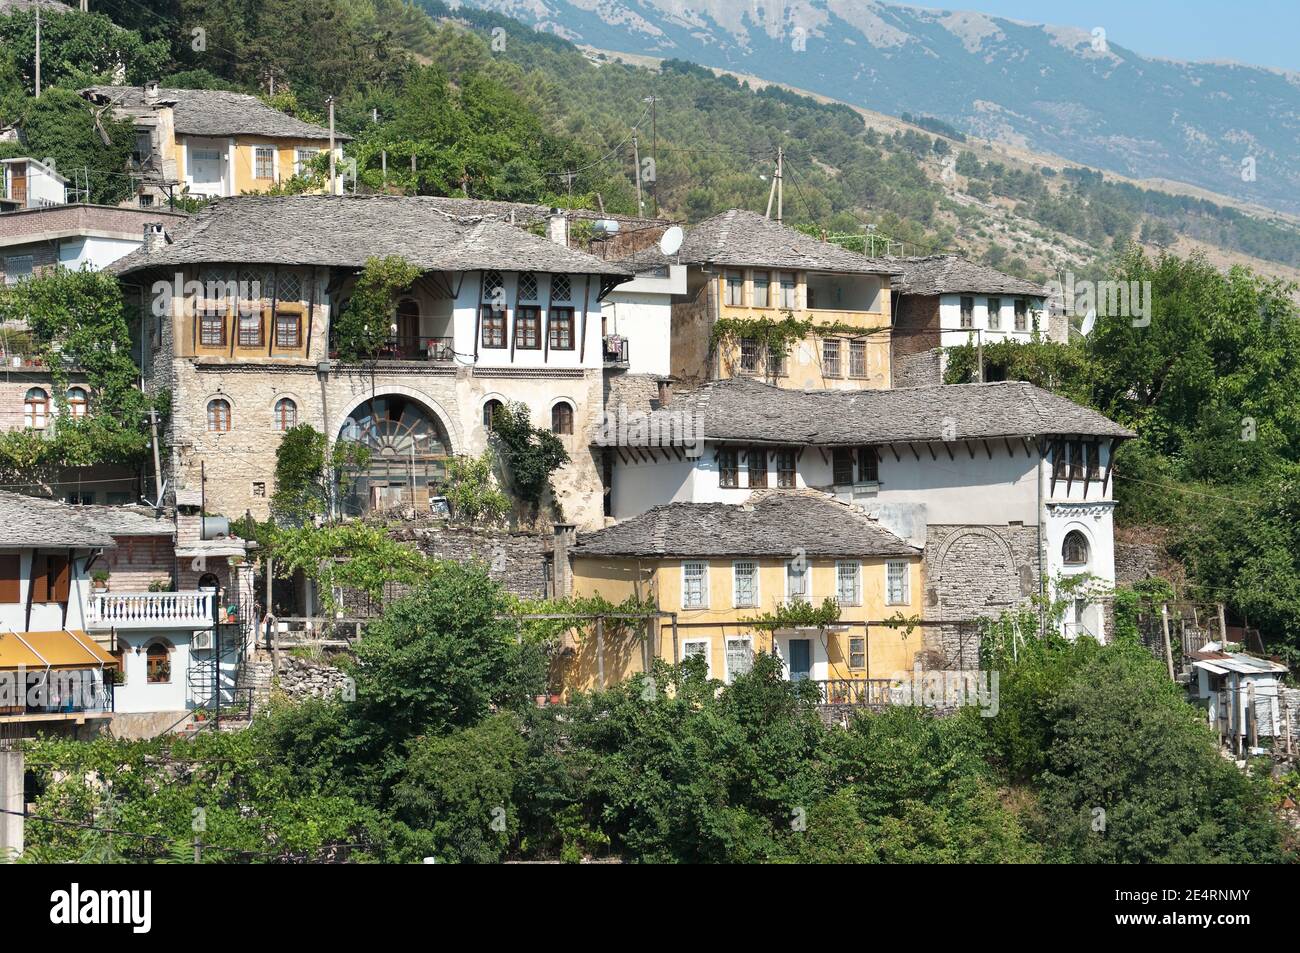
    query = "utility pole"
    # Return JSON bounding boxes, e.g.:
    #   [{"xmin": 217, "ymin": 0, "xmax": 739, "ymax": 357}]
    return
[
  {"xmin": 34, "ymin": 7, "xmax": 41, "ymax": 98},
  {"xmin": 776, "ymin": 145, "xmax": 783, "ymax": 223},
  {"xmin": 649, "ymin": 96, "xmax": 657, "ymax": 218},
  {"xmin": 148, "ymin": 408, "xmax": 163, "ymax": 507},
  {"xmin": 326, "ymin": 97, "xmax": 336, "ymax": 196},
  {"xmin": 632, "ymin": 132, "xmax": 643, "ymax": 216}
]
